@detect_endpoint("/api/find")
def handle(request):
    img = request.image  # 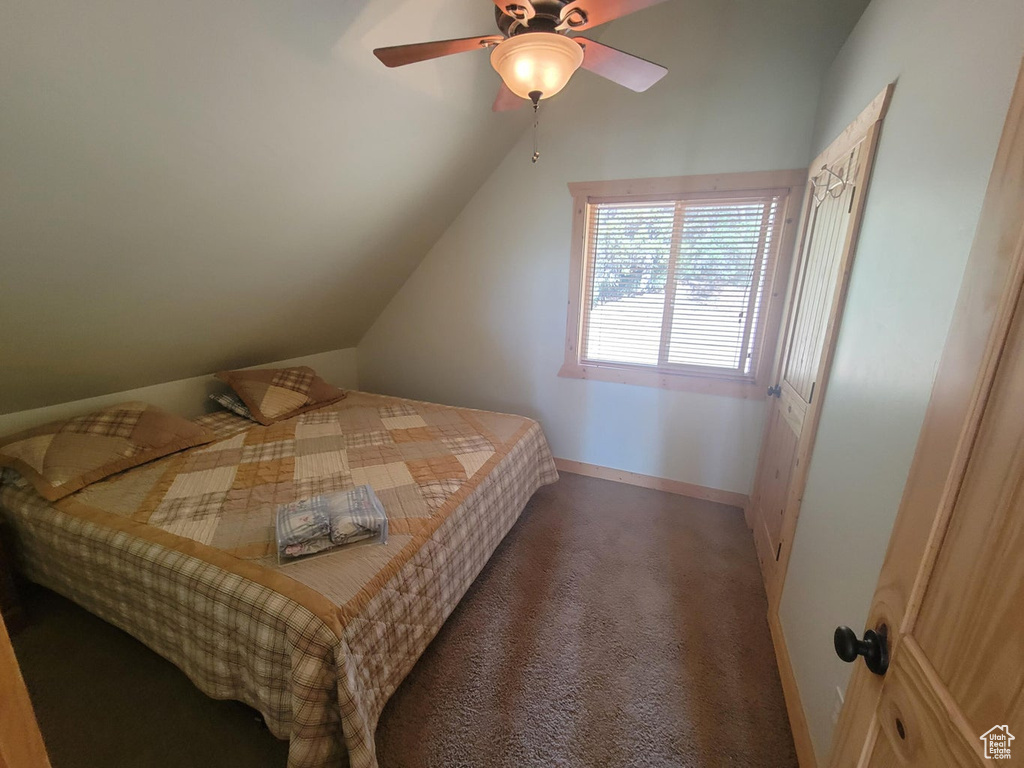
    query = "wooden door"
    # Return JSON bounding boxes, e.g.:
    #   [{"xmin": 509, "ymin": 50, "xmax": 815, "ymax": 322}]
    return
[
  {"xmin": 863, "ymin": 294, "xmax": 1024, "ymax": 764},
  {"xmin": 0, "ymin": 612, "xmax": 51, "ymax": 768},
  {"xmin": 748, "ymin": 85, "xmax": 893, "ymax": 604},
  {"xmin": 829, "ymin": 58, "xmax": 1024, "ymax": 768}
]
